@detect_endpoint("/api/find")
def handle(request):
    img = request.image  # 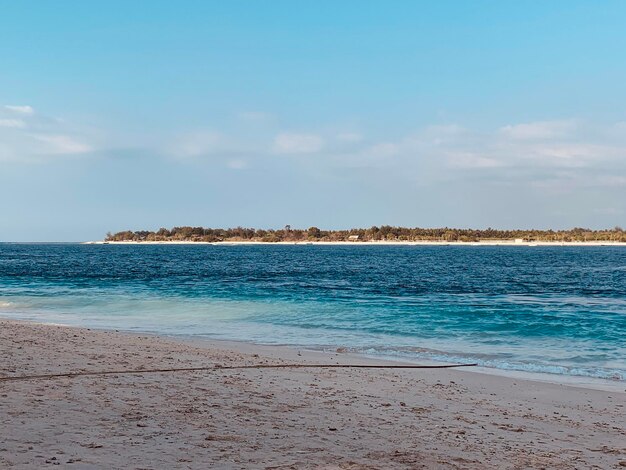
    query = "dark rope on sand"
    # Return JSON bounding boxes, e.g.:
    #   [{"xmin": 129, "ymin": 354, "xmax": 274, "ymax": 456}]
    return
[{"xmin": 0, "ymin": 362, "xmax": 477, "ymax": 383}]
